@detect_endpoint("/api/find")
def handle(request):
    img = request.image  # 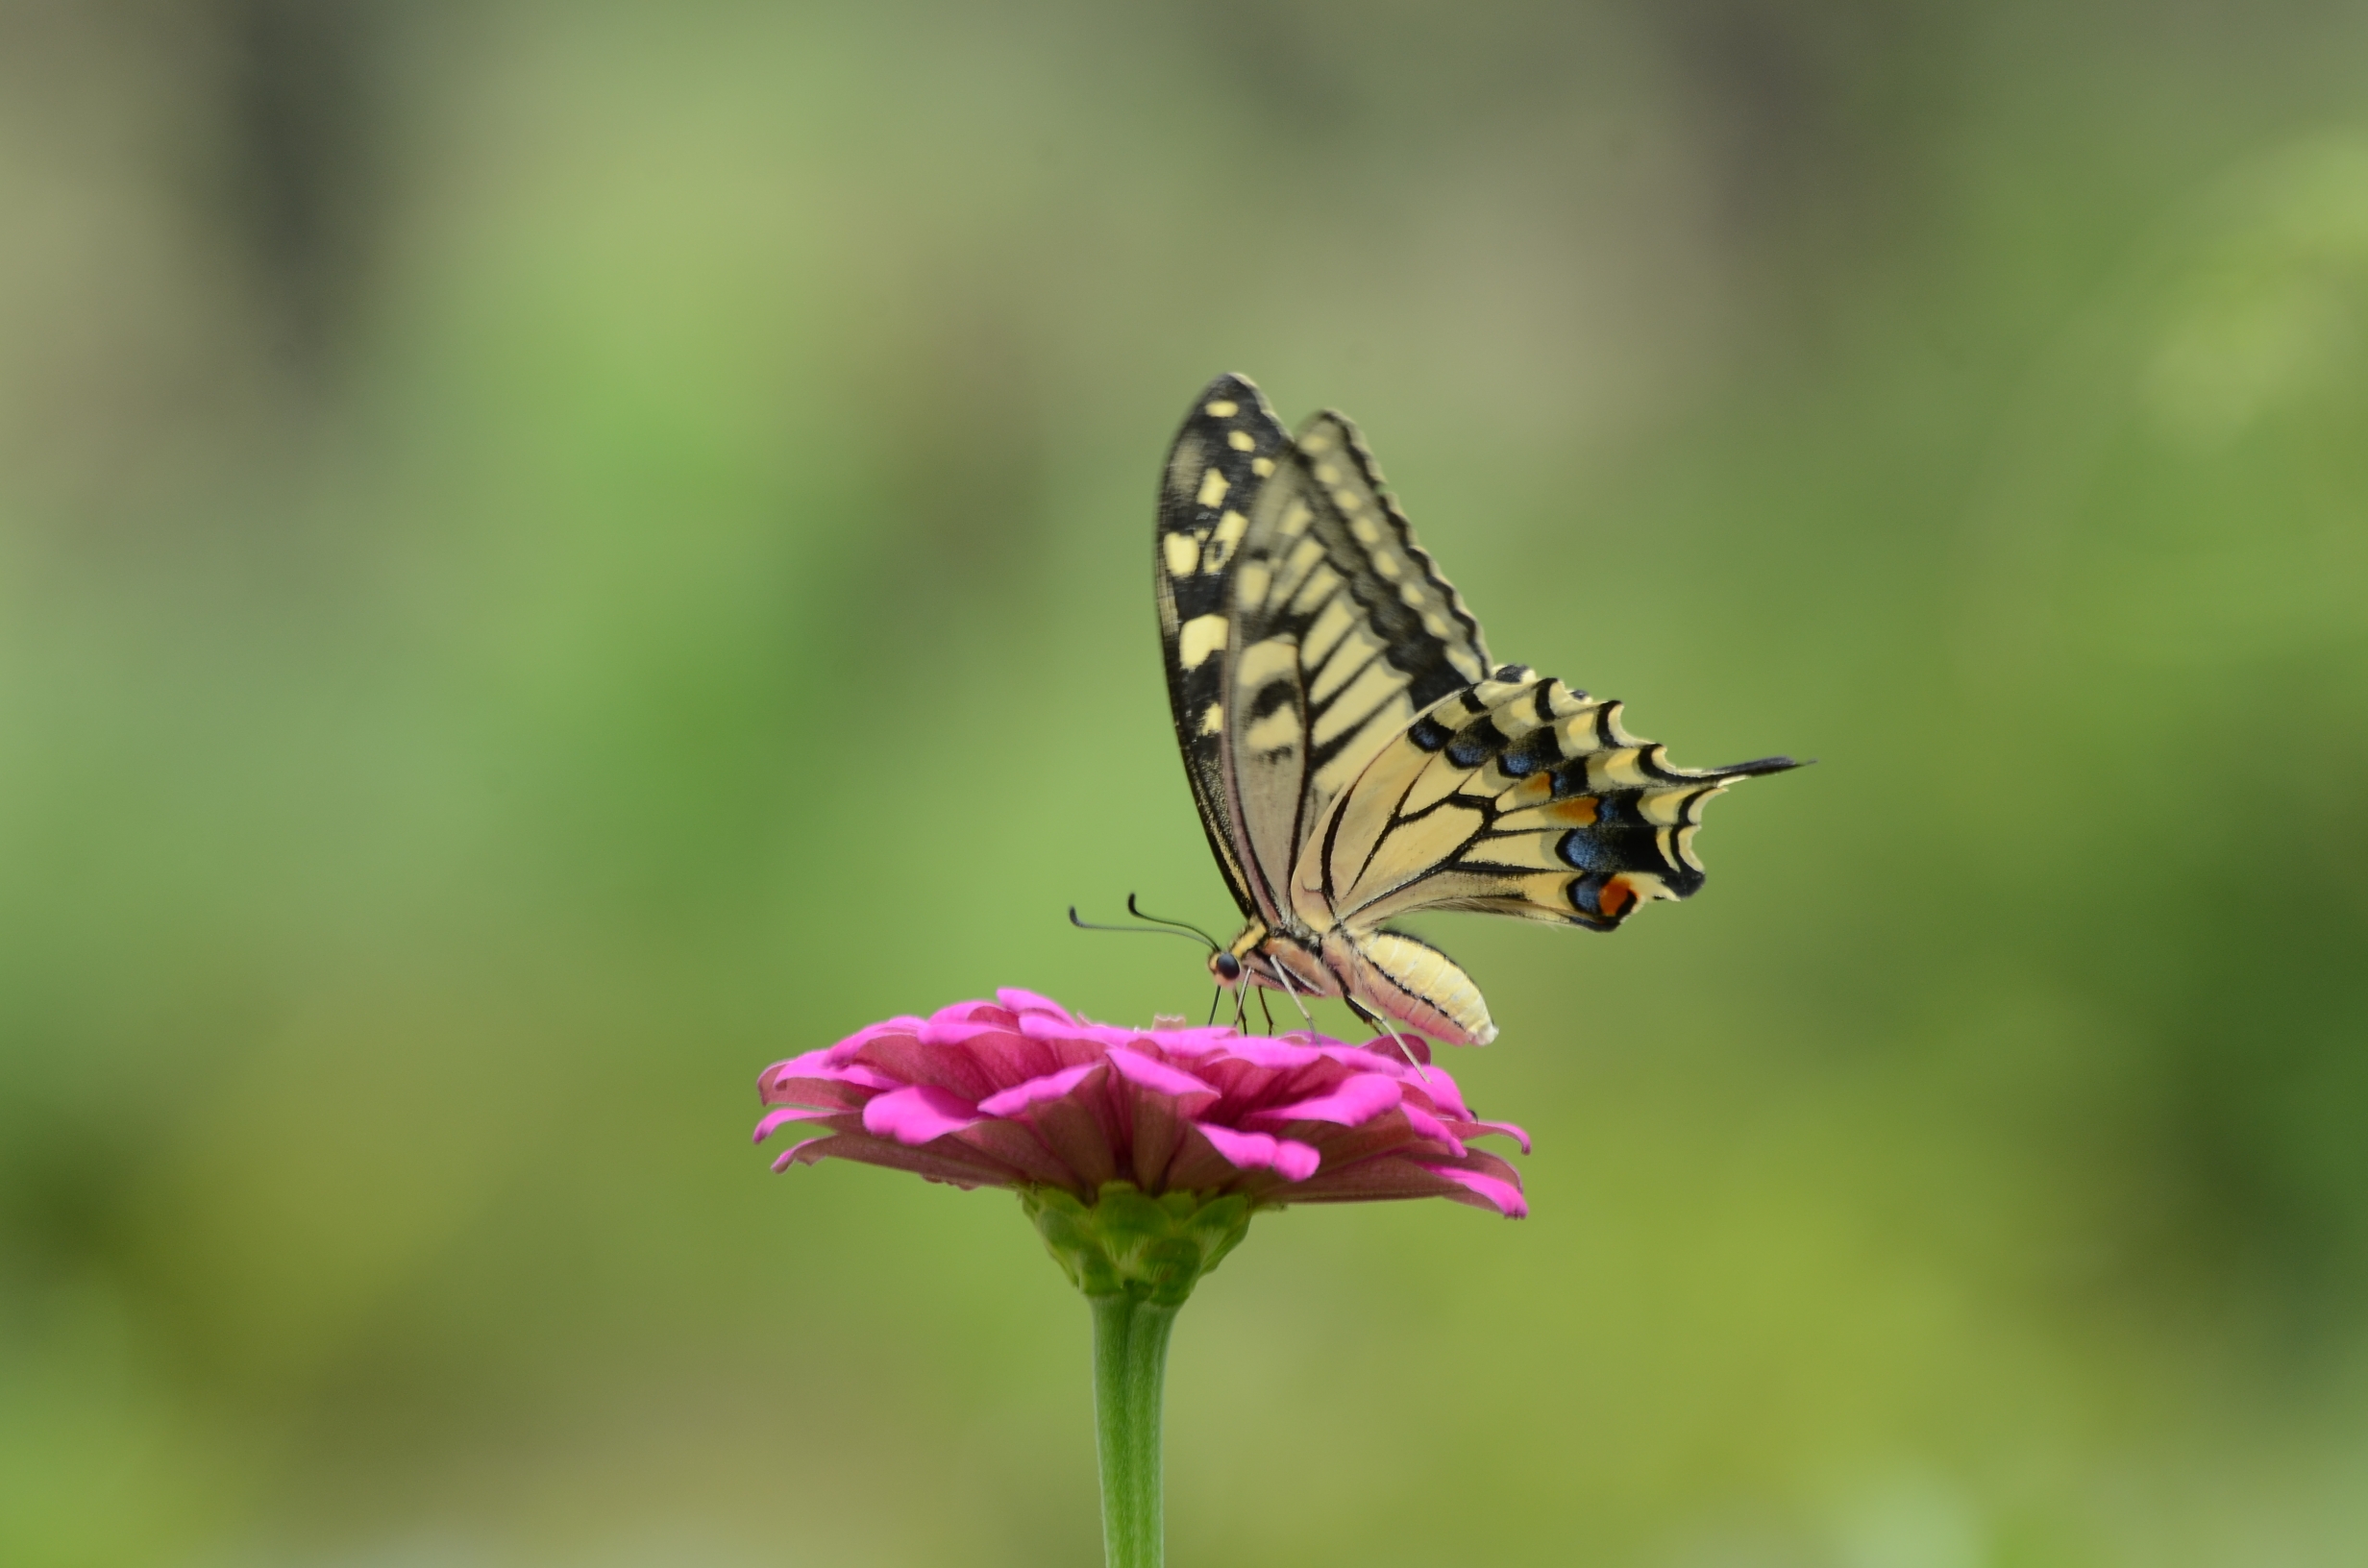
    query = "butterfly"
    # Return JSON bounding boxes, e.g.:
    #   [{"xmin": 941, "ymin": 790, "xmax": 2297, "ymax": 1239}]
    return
[{"xmin": 1154, "ymin": 374, "xmax": 1796, "ymax": 1046}]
